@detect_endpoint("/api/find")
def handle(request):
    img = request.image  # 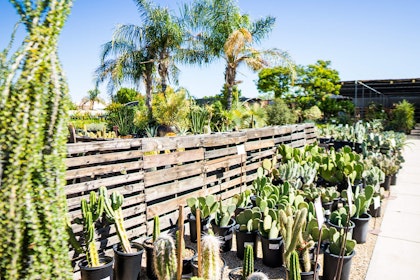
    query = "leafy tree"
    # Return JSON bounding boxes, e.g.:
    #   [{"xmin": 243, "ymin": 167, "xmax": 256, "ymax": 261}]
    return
[
  {"xmin": 152, "ymin": 87, "xmax": 190, "ymax": 129},
  {"xmin": 0, "ymin": 1, "xmax": 73, "ymax": 278},
  {"xmin": 266, "ymin": 98, "xmax": 298, "ymax": 125},
  {"xmin": 257, "ymin": 65, "xmax": 296, "ymax": 98},
  {"xmin": 113, "ymin": 87, "xmax": 141, "ymax": 104}
]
